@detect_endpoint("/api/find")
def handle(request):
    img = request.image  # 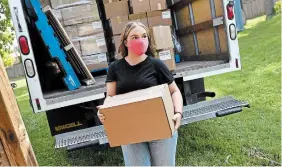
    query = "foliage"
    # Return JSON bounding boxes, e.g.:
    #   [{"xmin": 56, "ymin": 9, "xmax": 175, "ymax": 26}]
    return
[
  {"xmin": 274, "ymin": 1, "xmax": 282, "ymax": 14},
  {"xmin": 0, "ymin": 0, "xmax": 15, "ymax": 67}
]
